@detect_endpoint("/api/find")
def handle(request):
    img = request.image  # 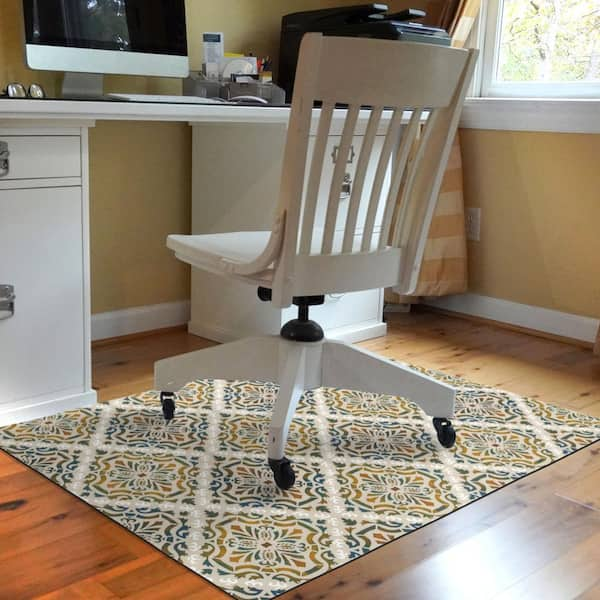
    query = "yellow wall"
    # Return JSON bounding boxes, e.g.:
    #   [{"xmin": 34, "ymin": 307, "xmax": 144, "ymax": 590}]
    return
[
  {"xmin": 460, "ymin": 130, "xmax": 600, "ymax": 319},
  {"xmin": 89, "ymin": 122, "xmax": 191, "ymax": 313}
]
